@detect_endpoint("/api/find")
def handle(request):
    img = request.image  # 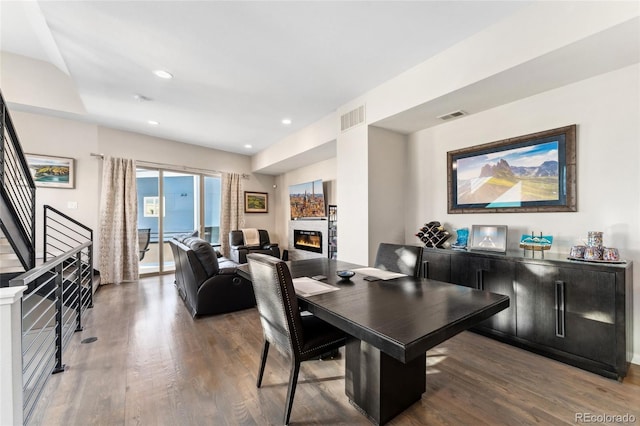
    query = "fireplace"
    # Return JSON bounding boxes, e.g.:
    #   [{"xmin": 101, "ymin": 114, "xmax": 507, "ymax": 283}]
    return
[{"xmin": 294, "ymin": 230, "xmax": 323, "ymax": 254}]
